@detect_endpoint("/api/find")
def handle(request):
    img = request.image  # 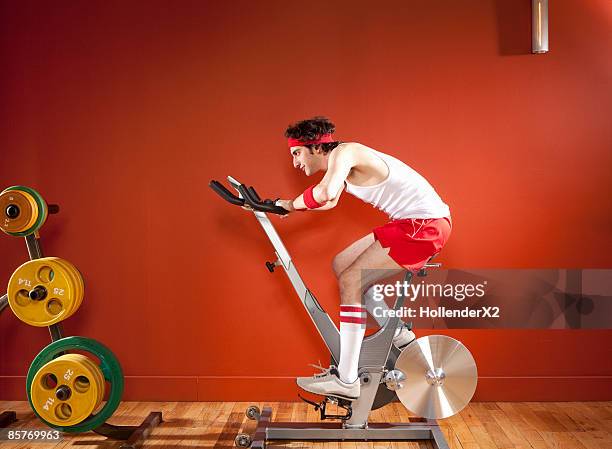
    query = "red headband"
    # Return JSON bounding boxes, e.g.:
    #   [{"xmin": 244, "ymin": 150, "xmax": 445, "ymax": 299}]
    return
[{"xmin": 287, "ymin": 133, "xmax": 334, "ymax": 147}]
